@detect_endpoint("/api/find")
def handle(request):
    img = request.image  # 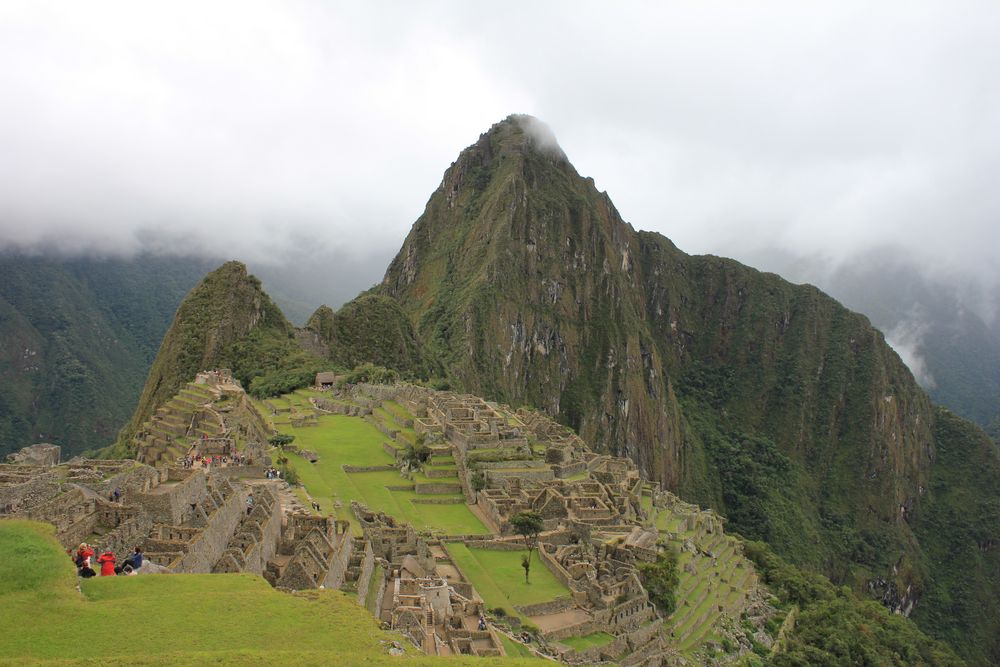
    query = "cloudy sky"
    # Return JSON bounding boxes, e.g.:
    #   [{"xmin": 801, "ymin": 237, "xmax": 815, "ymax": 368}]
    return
[{"xmin": 1, "ymin": 1, "xmax": 998, "ymax": 311}]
